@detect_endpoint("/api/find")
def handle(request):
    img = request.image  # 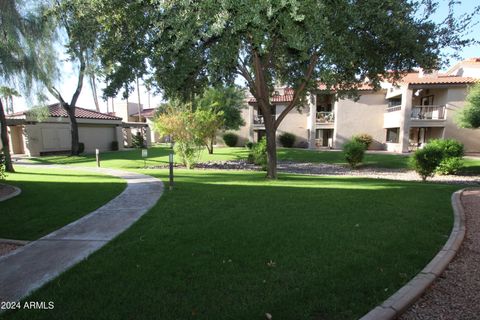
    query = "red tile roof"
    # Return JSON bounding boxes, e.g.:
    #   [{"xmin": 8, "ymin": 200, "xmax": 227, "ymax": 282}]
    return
[
  {"xmin": 9, "ymin": 104, "xmax": 122, "ymax": 121},
  {"xmin": 132, "ymin": 108, "xmax": 156, "ymax": 118},
  {"xmin": 399, "ymin": 72, "xmax": 477, "ymax": 85},
  {"xmin": 248, "ymin": 84, "xmax": 374, "ymax": 104}
]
